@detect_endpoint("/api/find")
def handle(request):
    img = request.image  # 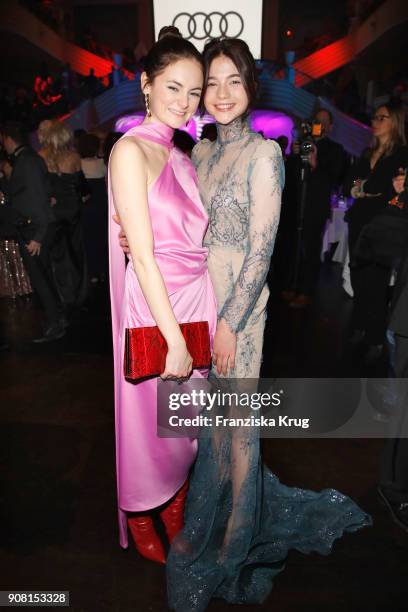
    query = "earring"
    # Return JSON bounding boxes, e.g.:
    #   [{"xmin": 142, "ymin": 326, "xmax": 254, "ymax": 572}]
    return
[{"xmin": 145, "ymin": 93, "xmax": 151, "ymax": 117}]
